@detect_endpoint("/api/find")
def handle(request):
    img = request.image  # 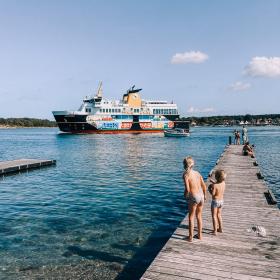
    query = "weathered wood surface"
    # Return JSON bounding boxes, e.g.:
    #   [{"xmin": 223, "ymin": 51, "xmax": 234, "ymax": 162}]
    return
[
  {"xmin": 141, "ymin": 145, "xmax": 280, "ymax": 280},
  {"xmin": 0, "ymin": 159, "xmax": 56, "ymax": 175}
]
